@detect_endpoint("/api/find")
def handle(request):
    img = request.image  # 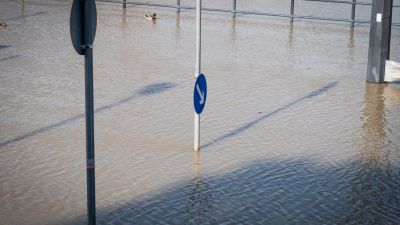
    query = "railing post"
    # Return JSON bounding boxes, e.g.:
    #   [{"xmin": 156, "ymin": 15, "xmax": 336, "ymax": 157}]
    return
[
  {"xmin": 177, "ymin": 0, "xmax": 180, "ymax": 12},
  {"xmin": 290, "ymin": 0, "xmax": 295, "ymax": 22},
  {"xmin": 123, "ymin": 0, "xmax": 126, "ymax": 9},
  {"xmin": 232, "ymin": 0, "xmax": 237, "ymax": 17},
  {"xmin": 351, "ymin": 0, "xmax": 356, "ymax": 26}
]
